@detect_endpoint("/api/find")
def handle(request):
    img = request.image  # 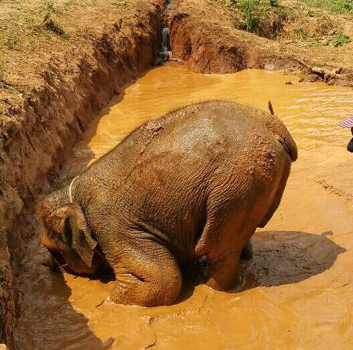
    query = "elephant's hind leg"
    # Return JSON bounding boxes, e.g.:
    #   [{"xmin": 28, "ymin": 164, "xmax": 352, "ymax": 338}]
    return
[
  {"xmin": 110, "ymin": 243, "xmax": 182, "ymax": 306},
  {"xmin": 196, "ymin": 209, "xmax": 254, "ymax": 291}
]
